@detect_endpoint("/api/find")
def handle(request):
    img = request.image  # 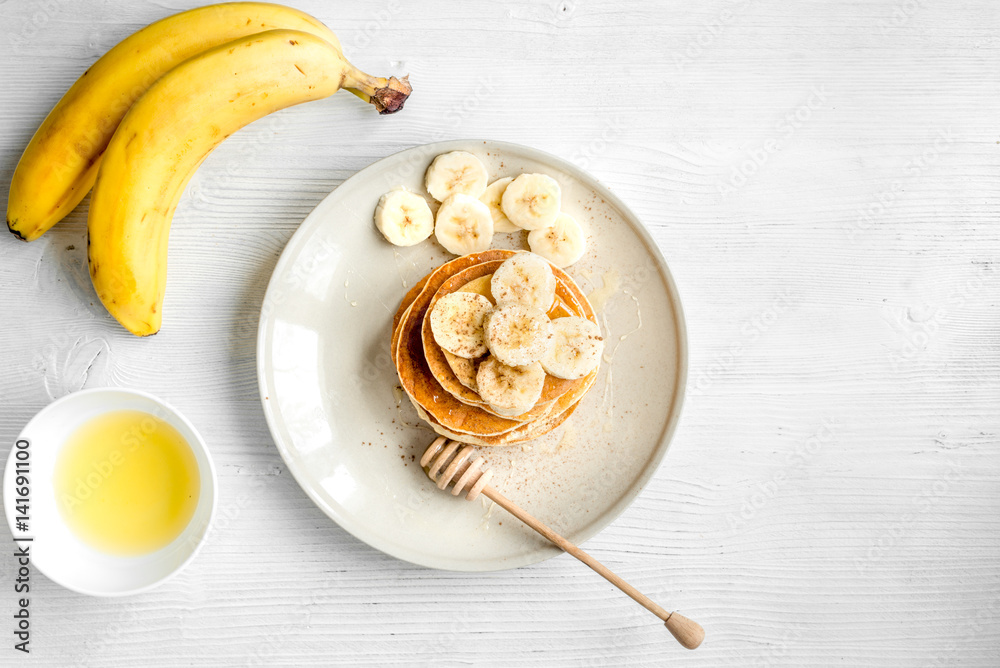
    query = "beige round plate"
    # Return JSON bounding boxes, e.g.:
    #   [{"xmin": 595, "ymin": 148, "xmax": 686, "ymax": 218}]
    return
[{"xmin": 256, "ymin": 140, "xmax": 687, "ymax": 571}]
